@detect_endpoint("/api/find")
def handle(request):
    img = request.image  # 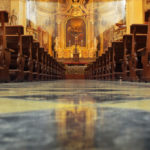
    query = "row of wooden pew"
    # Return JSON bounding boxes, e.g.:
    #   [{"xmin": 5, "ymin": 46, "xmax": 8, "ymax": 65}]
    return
[
  {"xmin": 0, "ymin": 11, "xmax": 65, "ymax": 82},
  {"xmin": 85, "ymin": 10, "xmax": 150, "ymax": 82}
]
